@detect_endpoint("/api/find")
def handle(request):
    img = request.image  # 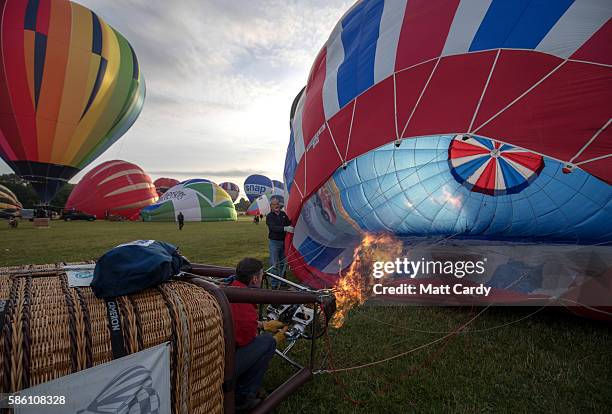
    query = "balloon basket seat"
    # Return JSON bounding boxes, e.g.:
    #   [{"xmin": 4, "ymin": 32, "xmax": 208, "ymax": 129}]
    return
[
  {"xmin": 0, "ymin": 263, "xmax": 229, "ymax": 413},
  {"xmin": 33, "ymin": 218, "xmax": 50, "ymax": 228}
]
